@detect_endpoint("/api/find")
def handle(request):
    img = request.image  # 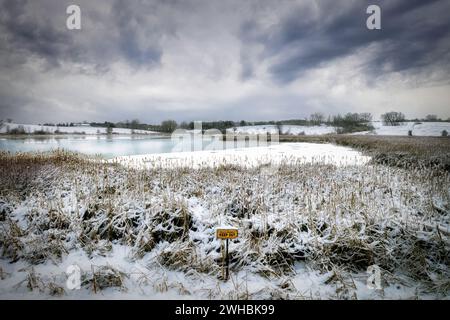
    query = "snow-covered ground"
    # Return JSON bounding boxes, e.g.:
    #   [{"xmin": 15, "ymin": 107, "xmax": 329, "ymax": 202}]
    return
[
  {"xmin": 112, "ymin": 143, "xmax": 370, "ymax": 169},
  {"xmin": 227, "ymin": 122, "xmax": 450, "ymax": 137},
  {"xmin": 3, "ymin": 121, "xmax": 449, "ymax": 137},
  {"xmin": 227, "ymin": 124, "xmax": 337, "ymax": 135},
  {"xmin": 1, "ymin": 141, "xmax": 449, "ymax": 299},
  {"xmin": 367, "ymin": 121, "xmax": 450, "ymax": 136},
  {"xmin": 0, "ymin": 245, "xmax": 424, "ymax": 300},
  {"xmin": 0, "ymin": 123, "xmax": 157, "ymax": 135},
  {"xmin": 1, "ymin": 145, "xmax": 448, "ymax": 299}
]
